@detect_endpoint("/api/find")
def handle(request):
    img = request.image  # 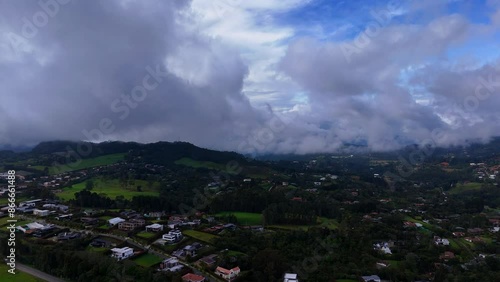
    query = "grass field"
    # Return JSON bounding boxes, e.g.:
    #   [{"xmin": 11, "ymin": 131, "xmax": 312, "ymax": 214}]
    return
[
  {"xmin": 87, "ymin": 246, "xmax": 108, "ymax": 253},
  {"xmin": 267, "ymin": 217, "xmax": 338, "ymax": 231},
  {"xmin": 183, "ymin": 230, "xmax": 219, "ymax": 243},
  {"xmin": 132, "ymin": 253, "xmax": 163, "ymax": 268},
  {"xmin": 175, "ymin": 158, "xmax": 225, "ymax": 170},
  {"xmin": 32, "ymin": 153, "xmax": 125, "ymax": 175},
  {"xmin": 215, "ymin": 212, "xmax": 263, "ymax": 225},
  {"xmin": 0, "ymin": 196, "xmax": 28, "ymax": 205},
  {"xmin": 267, "ymin": 225, "xmax": 310, "ymax": 231},
  {"xmin": 136, "ymin": 231, "xmax": 156, "ymax": 239},
  {"xmin": 449, "ymin": 182, "xmax": 483, "ymax": 195},
  {"xmin": 0, "ymin": 264, "xmax": 44, "ymax": 282},
  {"xmin": 56, "ymin": 177, "xmax": 159, "ymax": 201}
]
